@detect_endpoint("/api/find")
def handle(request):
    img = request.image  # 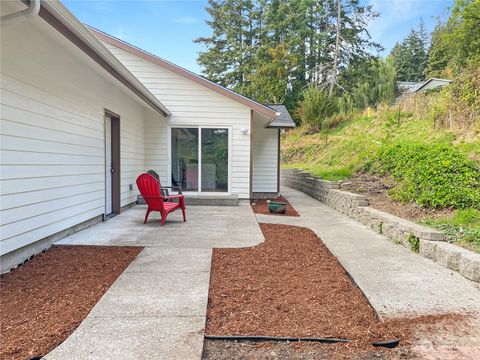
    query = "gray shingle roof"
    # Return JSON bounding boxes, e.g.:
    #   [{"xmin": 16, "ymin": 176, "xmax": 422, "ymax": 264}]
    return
[
  {"xmin": 265, "ymin": 104, "xmax": 296, "ymax": 128},
  {"xmin": 413, "ymin": 78, "xmax": 452, "ymax": 93}
]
